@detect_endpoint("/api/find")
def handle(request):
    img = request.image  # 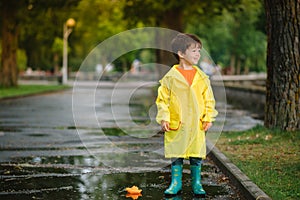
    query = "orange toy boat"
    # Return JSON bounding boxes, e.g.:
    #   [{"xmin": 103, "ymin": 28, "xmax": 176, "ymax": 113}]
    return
[
  {"xmin": 125, "ymin": 186, "xmax": 142, "ymax": 200},
  {"xmin": 125, "ymin": 186, "xmax": 142, "ymax": 194}
]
